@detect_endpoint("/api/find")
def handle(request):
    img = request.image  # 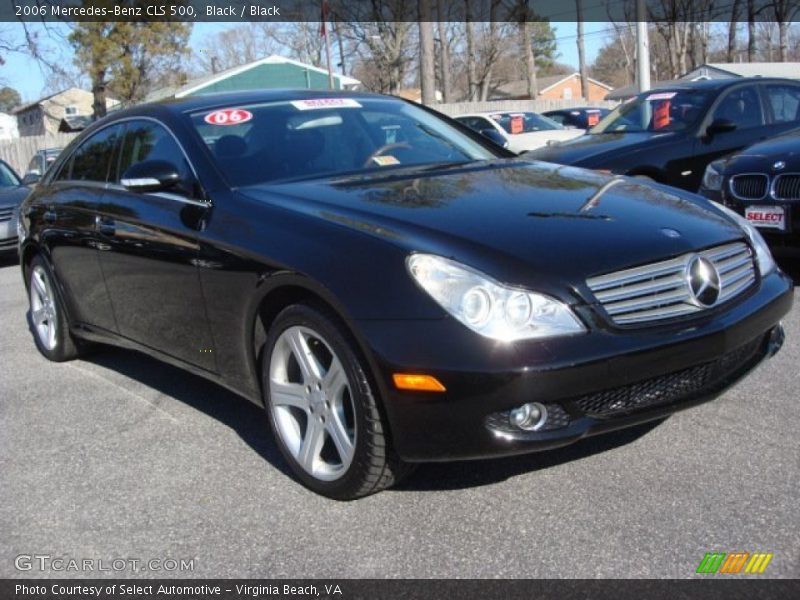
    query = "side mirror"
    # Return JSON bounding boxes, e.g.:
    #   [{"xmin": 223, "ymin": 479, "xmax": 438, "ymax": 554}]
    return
[
  {"xmin": 22, "ymin": 172, "xmax": 41, "ymax": 186},
  {"xmin": 706, "ymin": 118, "xmax": 737, "ymax": 137},
  {"xmin": 480, "ymin": 128, "xmax": 509, "ymax": 149},
  {"xmin": 121, "ymin": 160, "xmax": 182, "ymax": 193}
]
